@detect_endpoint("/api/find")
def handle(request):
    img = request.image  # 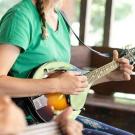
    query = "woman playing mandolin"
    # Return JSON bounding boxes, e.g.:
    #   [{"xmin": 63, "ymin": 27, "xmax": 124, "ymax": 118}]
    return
[{"xmin": 0, "ymin": 0, "xmax": 134, "ymax": 134}]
